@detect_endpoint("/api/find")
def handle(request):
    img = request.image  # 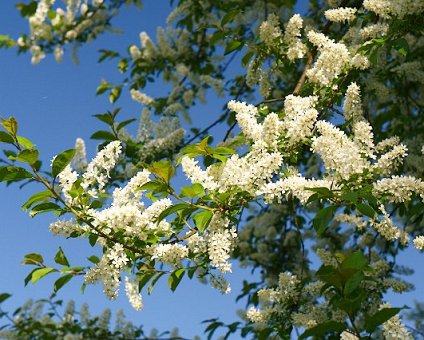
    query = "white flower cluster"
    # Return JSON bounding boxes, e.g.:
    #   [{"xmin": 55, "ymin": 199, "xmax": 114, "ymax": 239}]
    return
[
  {"xmin": 181, "ymin": 157, "xmax": 219, "ymax": 191},
  {"xmin": 246, "ymin": 272, "xmax": 300, "ymax": 325},
  {"xmin": 282, "ymin": 95, "xmax": 319, "ymax": 145},
  {"xmin": 312, "ymin": 121, "xmax": 369, "ymax": 181},
  {"xmin": 125, "ymin": 277, "xmax": 143, "ymax": 311},
  {"xmin": 340, "ymin": 330, "xmax": 360, "ymax": 340},
  {"xmin": 373, "ymin": 176, "xmax": 424, "ymax": 203},
  {"xmin": 371, "ymin": 205, "xmax": 409, "ymax": 245},
  {"xmin": 335, "ymin": 213, "xmax": 367, "ymax": 230},
  {"xmin": 25, "ymin": 0, "xmax": 110, "ymax": 64},
  {"xmin": 81, "ymin": 141, "xmax": 122, "ymax": 197},
  {"xmin": 259, "ymin": 174, "xmax": 333, "ymax": 204},
  {"xmin": 206, "ymin": 214, "xmax": 237, "ymax": 273},
  {"xmin": 85, "ymin": 244, "xmax": 128, "ymax": 300},
  {"xmin": 392, "ymin": 61, "xmax": 424, "ymax": 84},
  {"xmin": 324, "ymin": 7, "xmax": 357, "ymax": 23},
  {"xmin": 259, "ymin": 14, "xmax": 282, "ymax": 46},
  {"xmin": 185, "ymin": 213, "xmax": 237, "ymax": 275},
  {"xmin": 284, "ymin": 14, "xmax": 308, "ymax": 61},
  {"xmin": 380, "ymin": 303, "xmax": 413, "ymax": 339},
  {"xmin": 91, "ymin": 170, "xmax": 173, "ymax": 239},
  {"xmin": 182, "ymin": 102, "xmax": 286, "ymax": 197},
  {"xmin": 363, "ymin": 0, "xmax": 424, "ymax": 19},
  {"xmin": 130, "ymin": 89, "xmax": 155, "ymax": 106},
  {"xmin": 136, "ymin": 115, "xmax": 185, "ymax": 162},
  {"xmin": 413, "ymin": 236, "xmax": 424, "ymax": 251},
  {"xmin": 306, "ymin": 30, "xmax": 368, "ymax": 86},
  {"xmin": 149, "ymin": 244, "xmax": 189, "ymax": 267},
  {"xmin": 58, "ymin": 164, "xmax": 79, "ymax": 204},
  {"xmin": 72, "ymin": 137, "xmax": 87, "ymax": 172},
  {"xmin": 49, "ymin": 219, "xmax": 85, "ymax": 237},
  {"xmin": 360, "ymin": 23, "xmax": 389, "ymax": 40},
  {"xmin": 343, "ymin": 82, "xmax": 363, "ymax": 122}
]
